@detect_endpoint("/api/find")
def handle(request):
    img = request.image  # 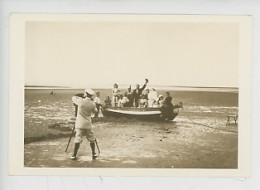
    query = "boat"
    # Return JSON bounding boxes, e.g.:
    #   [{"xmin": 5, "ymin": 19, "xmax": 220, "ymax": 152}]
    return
[{"xmin": 102, "ymin": 104, "xmax": 182, "ymax": 121}]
